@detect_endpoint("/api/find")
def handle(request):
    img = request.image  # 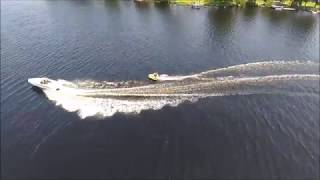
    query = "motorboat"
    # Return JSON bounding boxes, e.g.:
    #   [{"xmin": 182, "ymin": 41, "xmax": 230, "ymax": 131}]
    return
[
  {"xmin": 28, "ymin": 77, "xmax": 74, "ymax": 91},
  {"xmin": 148, "ymin": 72, "xmax": 160, "ymax": 81},
  {"xmin": 28, "ymin": 78, "xmax": 59, "ymax": 90}
]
